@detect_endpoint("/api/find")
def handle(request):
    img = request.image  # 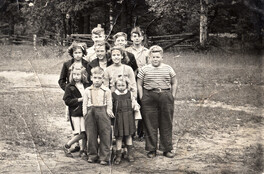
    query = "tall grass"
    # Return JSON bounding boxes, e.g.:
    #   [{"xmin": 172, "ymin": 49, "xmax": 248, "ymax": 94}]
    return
[
  {"xmin": 0, "ymin": 45, "xmax": 262, "ymax": 107},
  {"xmin": 0, "ymin": 45, "xmax": 71, "ymax": 74}
]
